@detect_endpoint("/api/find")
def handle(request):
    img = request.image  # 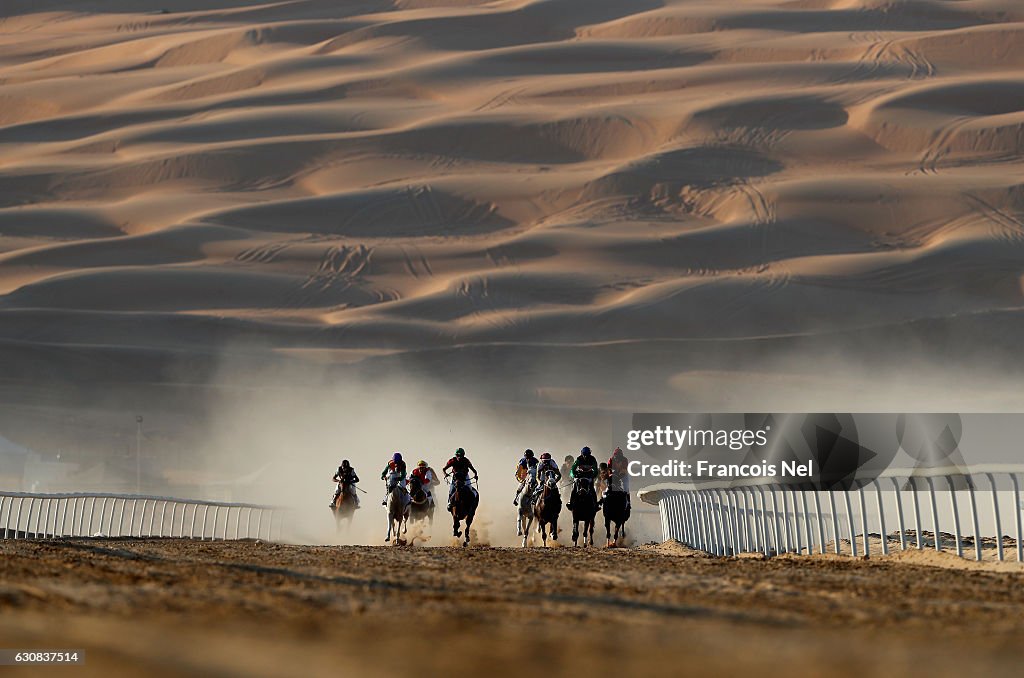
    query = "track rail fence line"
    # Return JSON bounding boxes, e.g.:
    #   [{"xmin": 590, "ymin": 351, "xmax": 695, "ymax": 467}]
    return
[
  {"xmin": 638, "ymin": 464, "xmax": 1024, "ymax": 563},
  {"xmin": 0, "ymin": 492, "xmax": 281, "ymax": 541}
]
